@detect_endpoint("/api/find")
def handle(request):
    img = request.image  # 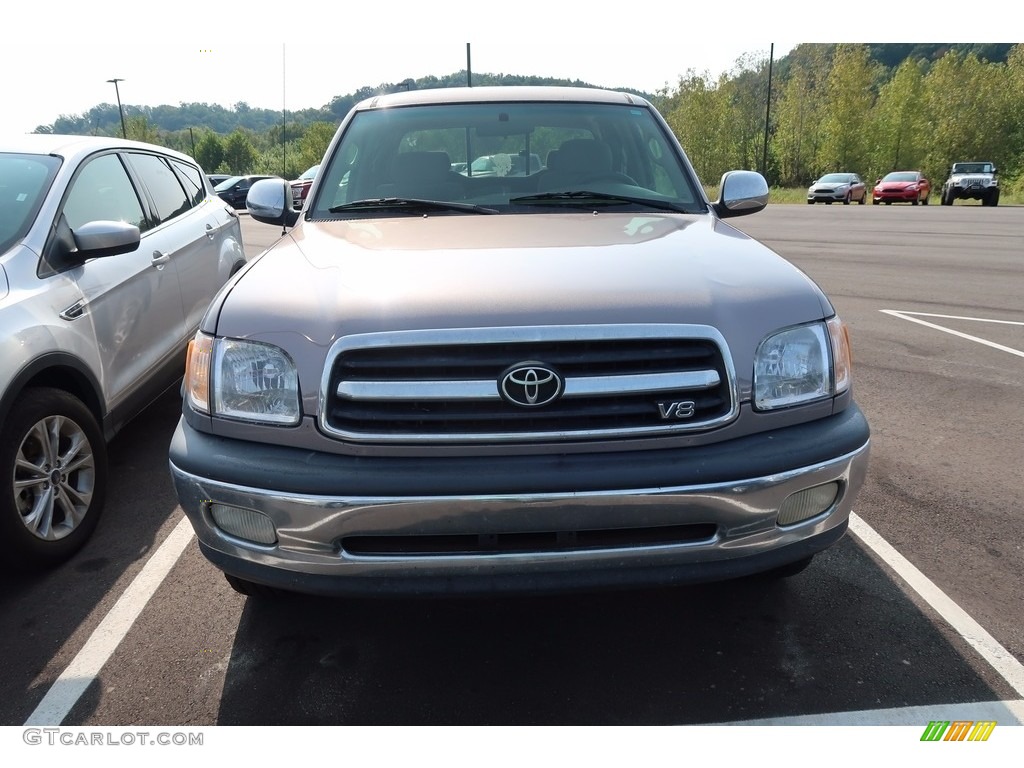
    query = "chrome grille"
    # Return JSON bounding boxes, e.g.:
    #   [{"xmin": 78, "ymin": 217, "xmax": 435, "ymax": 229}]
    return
[{"xmin": 319, "ymin": 325, "xmax": 737, "ymax": 443}]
